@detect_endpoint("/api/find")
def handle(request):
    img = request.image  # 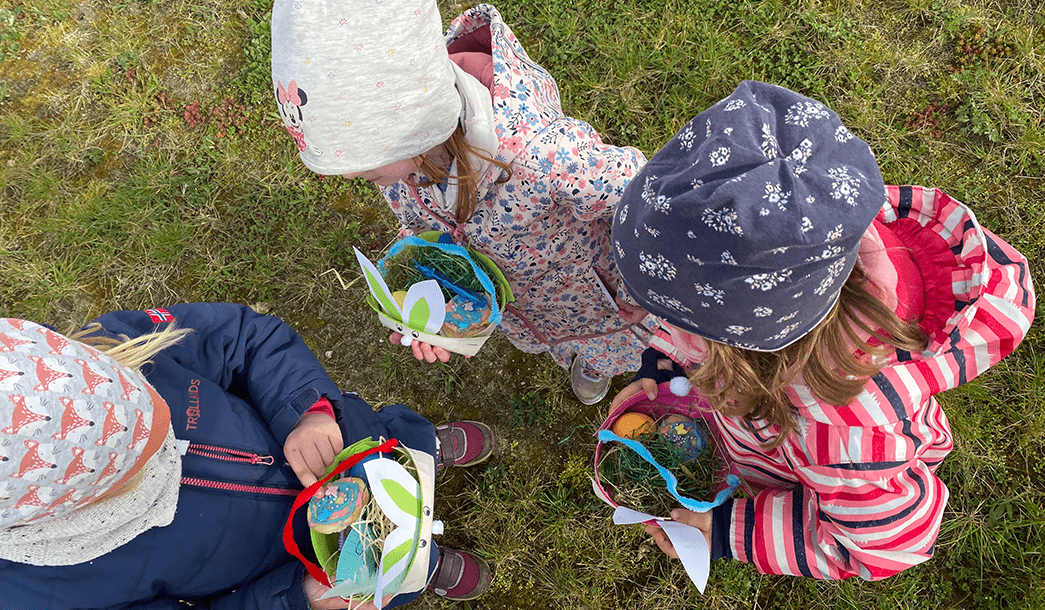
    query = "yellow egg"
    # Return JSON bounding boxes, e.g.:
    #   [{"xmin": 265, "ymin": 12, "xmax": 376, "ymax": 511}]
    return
[
  {"xmin": 392, "ymin": 290, "xmax": 408, "ymax": 309},
  {"xmin": 611, "ymin": 412, "xmax": 656, "ymax": 439}
]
